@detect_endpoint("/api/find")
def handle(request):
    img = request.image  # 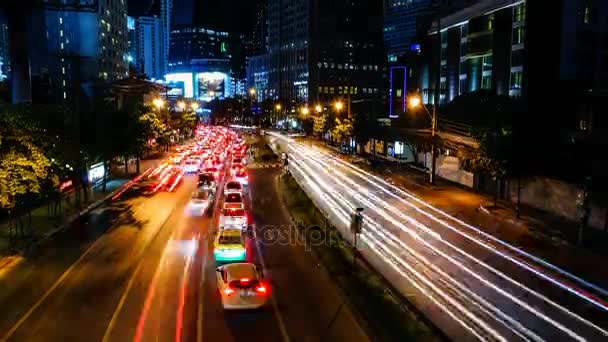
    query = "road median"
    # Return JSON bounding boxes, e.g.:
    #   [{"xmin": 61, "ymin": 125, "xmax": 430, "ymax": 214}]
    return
[{"xmin": 278, "ymin": 171, "xmax": 445, "ymax": 342}]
